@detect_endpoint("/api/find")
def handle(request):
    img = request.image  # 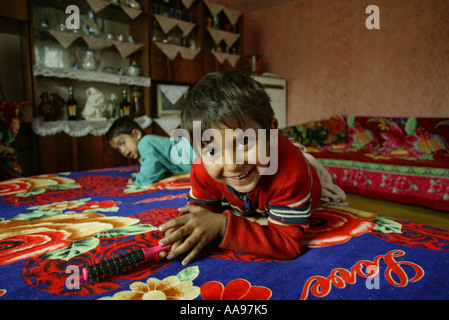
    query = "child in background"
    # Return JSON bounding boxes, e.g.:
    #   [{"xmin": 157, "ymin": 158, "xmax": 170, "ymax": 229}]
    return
[
  {"xmin": 159, "ymin": 71, "xmax": 345, "ymax": 266},
  {"xmin": 105, "ymin": 116, "xmax": 195, "ymax": 186}
]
